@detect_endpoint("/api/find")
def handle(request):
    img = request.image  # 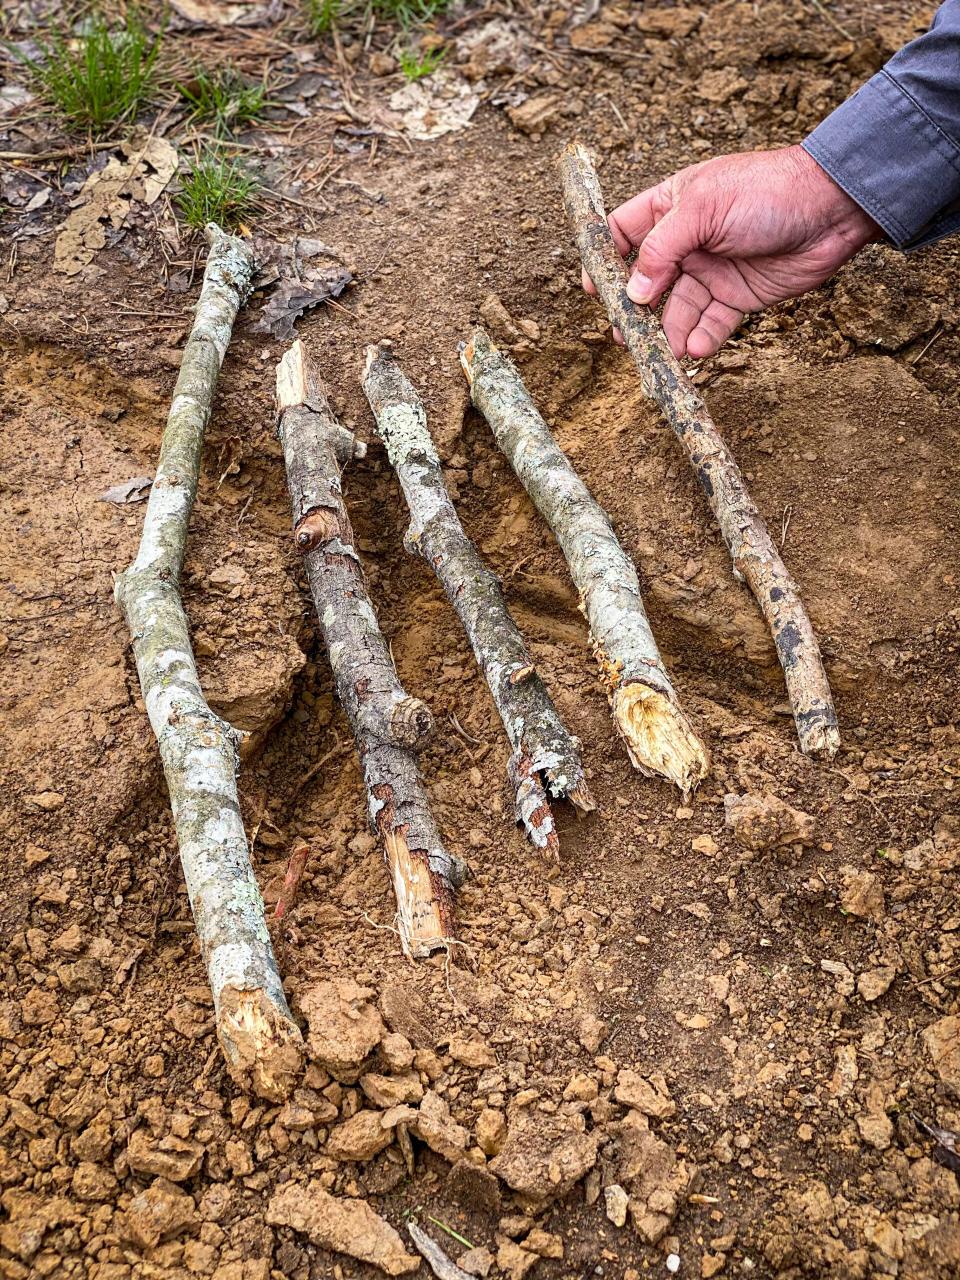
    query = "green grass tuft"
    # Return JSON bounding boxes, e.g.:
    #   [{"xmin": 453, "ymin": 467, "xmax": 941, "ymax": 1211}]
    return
[
  {"xmin": 304, "ymin": 0, "xmax": 449, "ymax": 37},
  {"xmin": 12, "ymin": 9, "xmax": 163, "ymax": 132},
  {"xmin": 176, "ymin": 66, "xmax": 267, "ymax": 136},
  {"xmin": 304, "ymin": 0, "xmax": 343, "ymax": 34},
  {"xmin": 372, "ymin": 0, "xmax": 450, "ymax": 25},
  {"xmin": 396, "ymin": 44, "xmax": 444, "ymax": 80},
  {"xmin": 176, "ymin": 151, "xmax": 258, "ymax": 230}
]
